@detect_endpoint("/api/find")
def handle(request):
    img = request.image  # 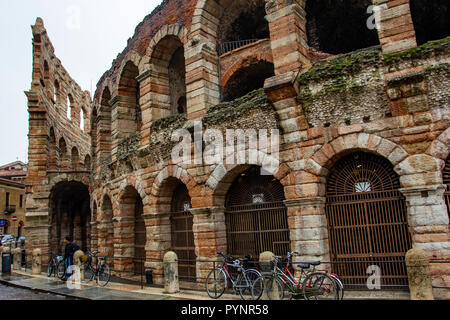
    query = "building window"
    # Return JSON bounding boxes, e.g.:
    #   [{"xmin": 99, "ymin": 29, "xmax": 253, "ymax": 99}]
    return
[
  {"xmin": 5, "ymin": 192, "xmax": 10, "ymax": 207},
  {"xmin": 19, "ymin": 195, "xmax": 23, "ymax": 208}
]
